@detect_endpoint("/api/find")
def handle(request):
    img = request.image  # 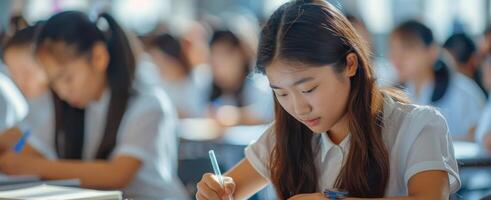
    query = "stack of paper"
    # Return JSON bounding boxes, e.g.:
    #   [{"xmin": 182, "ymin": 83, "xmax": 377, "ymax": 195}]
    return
[{"xmin": 0, "ymin": 184, "xmax": 122, "ymax": 200}]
